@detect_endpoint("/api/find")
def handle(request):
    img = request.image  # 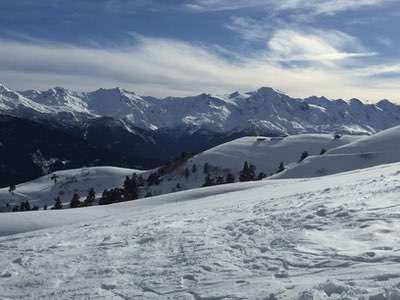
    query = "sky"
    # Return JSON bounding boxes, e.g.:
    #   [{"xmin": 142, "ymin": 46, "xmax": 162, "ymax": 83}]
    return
[{"xmin": 1, "ymin": 0, "xmax": 400, "ymax": 101}]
